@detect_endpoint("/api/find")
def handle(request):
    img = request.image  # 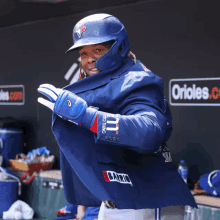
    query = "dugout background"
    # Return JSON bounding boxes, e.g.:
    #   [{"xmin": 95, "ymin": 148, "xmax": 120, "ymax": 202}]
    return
[{"xmin": 0, "ymin": 0, "xmax": 219, "ymax": 182}]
